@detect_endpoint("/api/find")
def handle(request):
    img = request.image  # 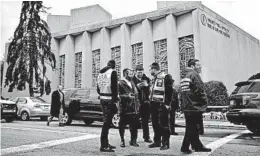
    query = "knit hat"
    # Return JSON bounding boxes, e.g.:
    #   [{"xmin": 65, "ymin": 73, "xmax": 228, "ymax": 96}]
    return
[
  {"xmin": 107, "ymin": 60, "xmax": 116, "ymax": 69},
  {"xmin": 150, "ymin": 62, "xmax": 160, "ymax": 70}
]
